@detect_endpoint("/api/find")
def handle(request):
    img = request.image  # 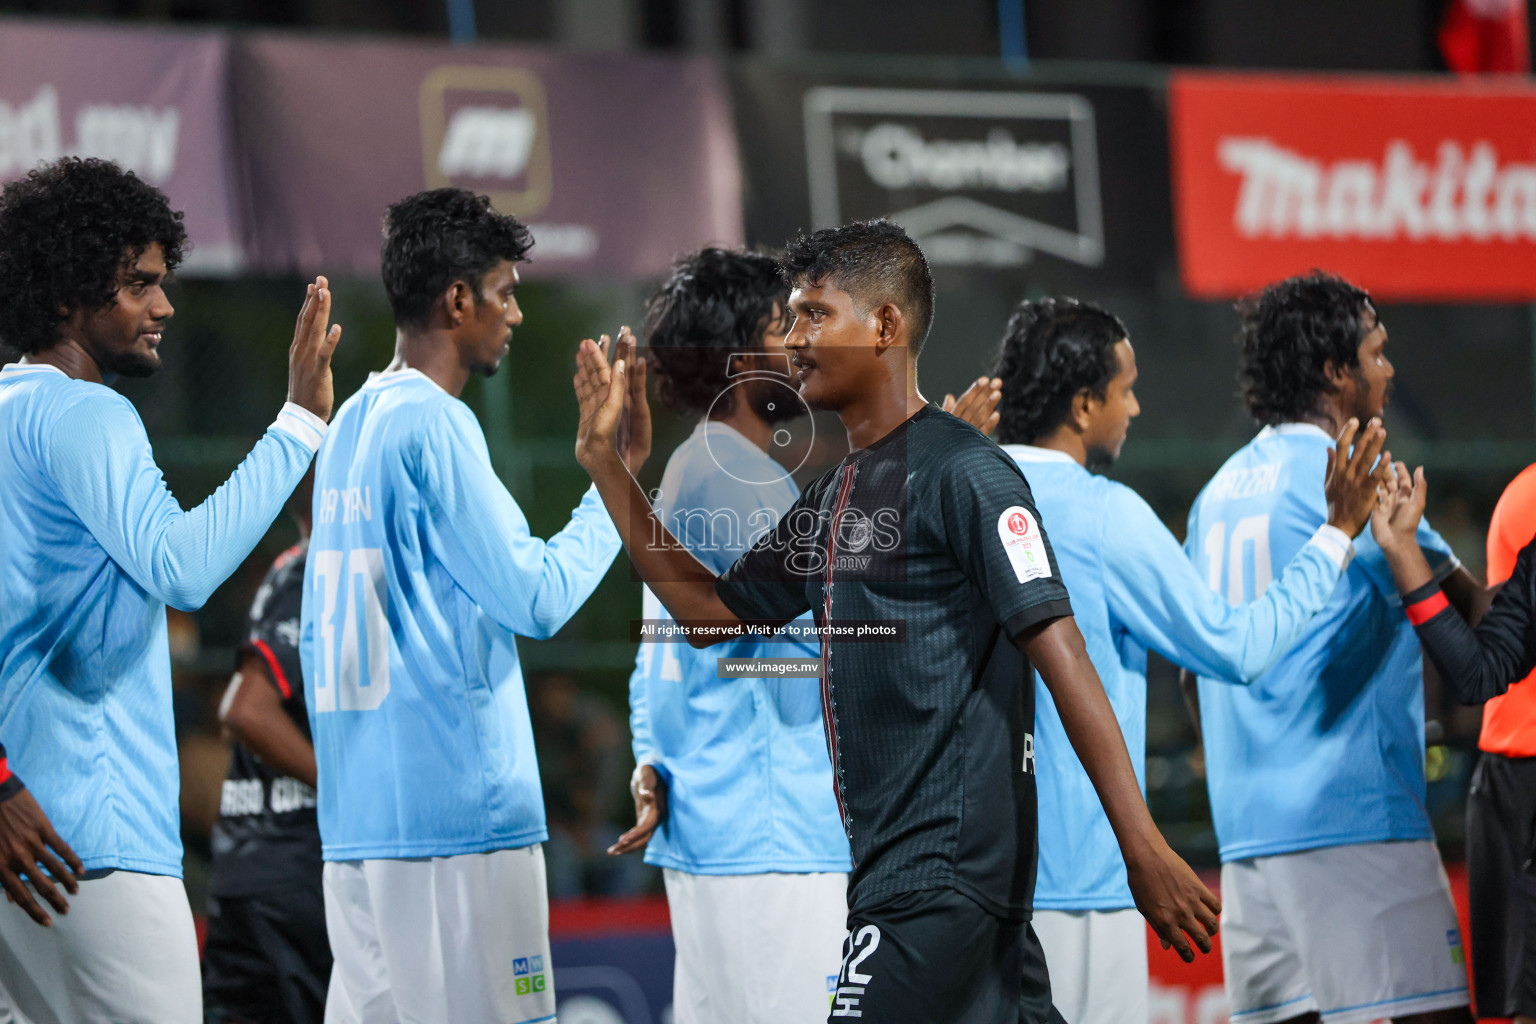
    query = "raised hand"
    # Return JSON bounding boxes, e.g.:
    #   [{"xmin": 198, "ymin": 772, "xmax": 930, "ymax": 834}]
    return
[
  {"xmin": 1323, "ymin": 417, "xmax": 1390, "ymax": 538},
  {"xmin": 1125, "ymin": 836, "xmax": 1221, "ymax": 963},
  {"xmin": 573, "ymin": 335, "xmax": 629, "ymax": 475},
  {"xmin": 0, "ymin": 789, "xmax": 83, "ymax": 927},
  {"xmin": 611, "ymin": 327, "xmax": 652, "ymax": 475},
  {"xmin": 286, "ymin": 277, "xmax": 344, "ymax": 423},
  {"xmin": 942, "ymin": 376, "xmax": 1002, "ymax": 435},
  {"xmin": 607, "ymin": 764, "xmax": 668, "ymax": 856},
  {"xmin": 1371, "ymin": 461, "xmax": 1428, "ymax": 556}
]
